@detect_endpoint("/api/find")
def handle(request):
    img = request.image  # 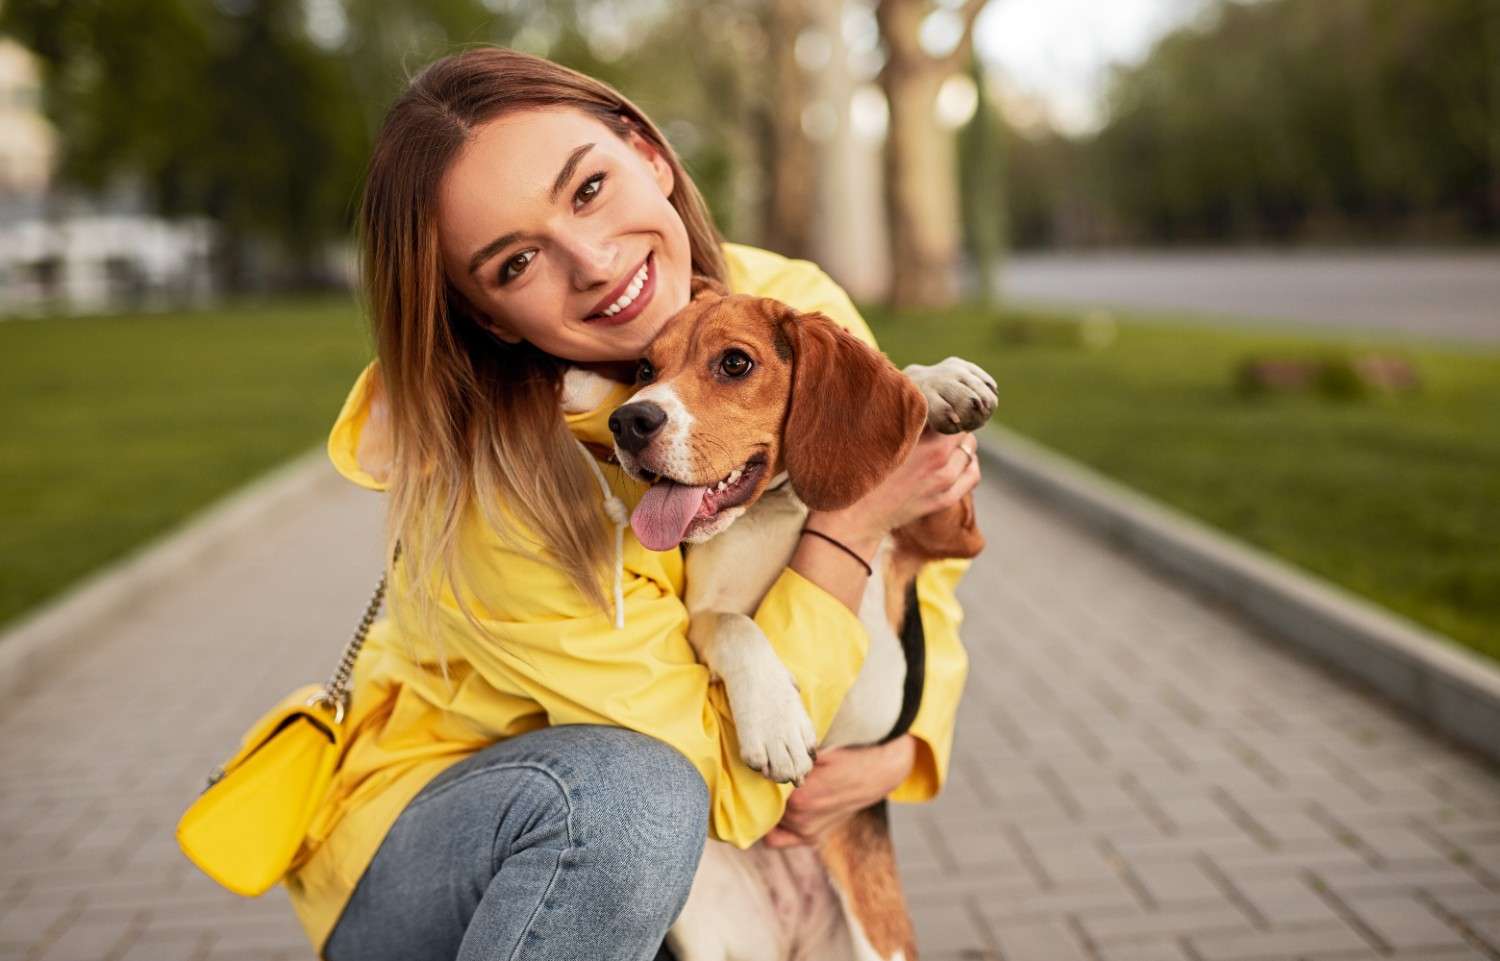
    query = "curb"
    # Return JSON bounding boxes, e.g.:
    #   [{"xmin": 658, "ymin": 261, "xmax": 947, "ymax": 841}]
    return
[
  {"xmin": 978, "ymin": 424, "xmax": 1500, "ymax": 767},
  {"xmin": 0, "ymin": 446, "xmax": 341, "ymax": 706}
]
